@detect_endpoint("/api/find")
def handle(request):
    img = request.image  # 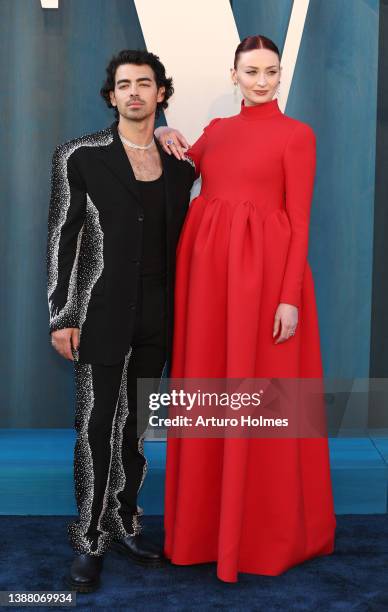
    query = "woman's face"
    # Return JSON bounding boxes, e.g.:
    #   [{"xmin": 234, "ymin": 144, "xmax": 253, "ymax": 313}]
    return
[{"xmin": 231, "ymin": 48, "xmax": 281, "ymax": 106}]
